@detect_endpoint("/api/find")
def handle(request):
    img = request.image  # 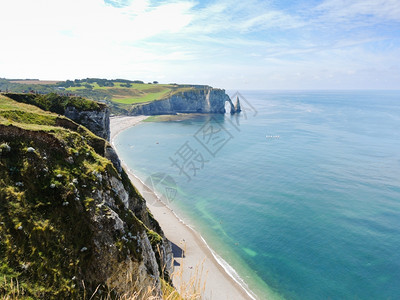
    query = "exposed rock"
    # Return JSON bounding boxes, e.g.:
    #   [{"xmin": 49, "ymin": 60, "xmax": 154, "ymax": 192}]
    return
[
  {"xmin": 105, "ymin": 145, "xmax": 123, "ymax": 173},
  {"xmin": 26, "ymin": 147, "xmax": 36, "ymax": 153},
  {"xmin": 130, "ymin": 87, "xmax": 233, "ymax": 115},
  {"xmin": 65, "ymin": 105, "xmax": 110, "ymax": 141},
  {"xmin": 234, "ymin": 95, "xmax": 242, "ymax": 113}
]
